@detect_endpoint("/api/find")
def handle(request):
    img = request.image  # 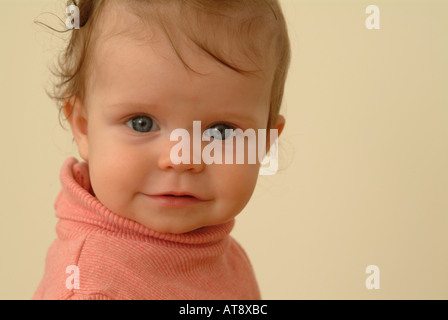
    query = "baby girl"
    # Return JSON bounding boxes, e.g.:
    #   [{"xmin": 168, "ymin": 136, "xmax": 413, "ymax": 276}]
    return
[{"xmin": 34, "ymin": 0, "xmax": 290, "ymax": 300}]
